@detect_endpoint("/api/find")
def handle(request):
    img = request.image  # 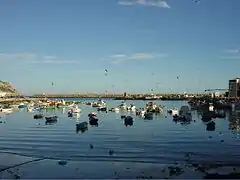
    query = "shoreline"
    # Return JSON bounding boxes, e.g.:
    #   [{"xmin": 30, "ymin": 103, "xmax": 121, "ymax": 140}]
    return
[
  {"xmin": 1, "ymin": 152, "xmax": 240, "ymax": 179},
  {"xmin": 1, "ymin": 94, "xmax": 239, "ymax": 106}
]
